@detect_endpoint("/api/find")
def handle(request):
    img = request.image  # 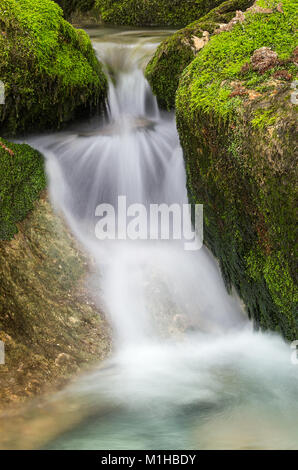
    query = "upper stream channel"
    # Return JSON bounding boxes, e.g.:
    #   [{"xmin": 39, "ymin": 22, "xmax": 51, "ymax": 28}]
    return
[{"xmin": 4, "ymin": 27, "xmax": 298, "ymax": 450}]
